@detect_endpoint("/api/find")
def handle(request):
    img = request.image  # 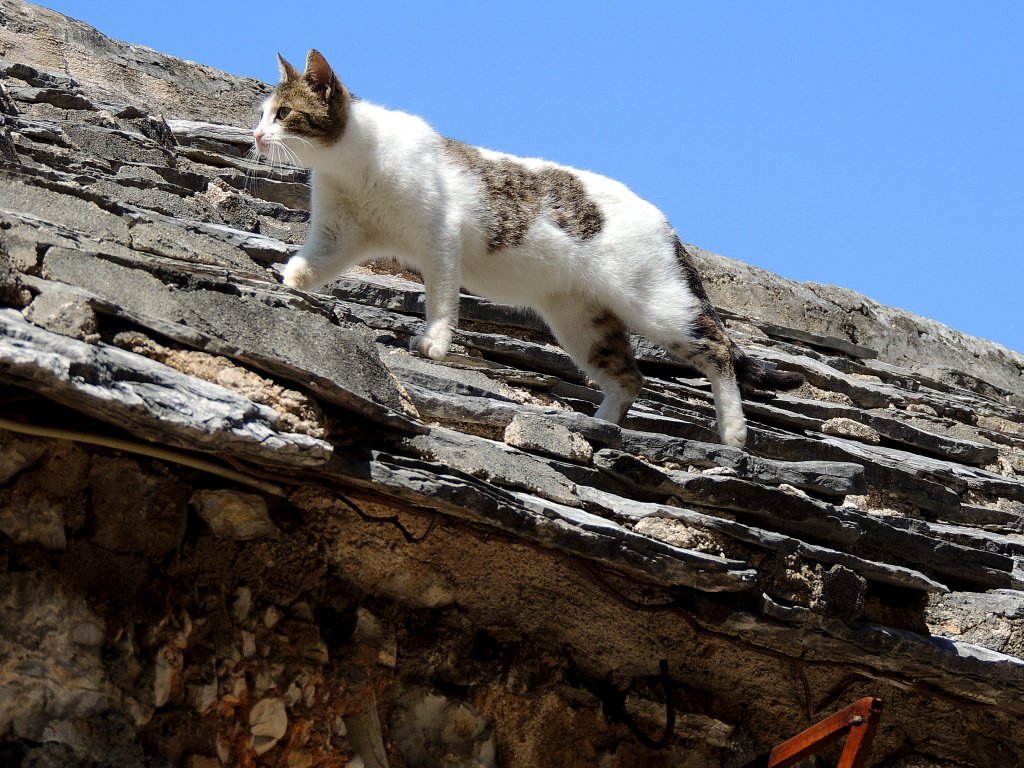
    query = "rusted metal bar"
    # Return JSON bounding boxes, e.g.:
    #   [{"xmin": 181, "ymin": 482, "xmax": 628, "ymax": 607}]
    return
[{"xmin": 741, "ymin": 697, "xmax": 883, "ymax": 768}]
